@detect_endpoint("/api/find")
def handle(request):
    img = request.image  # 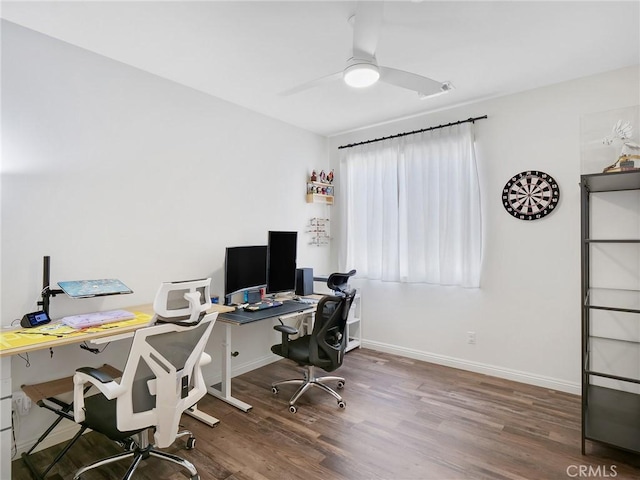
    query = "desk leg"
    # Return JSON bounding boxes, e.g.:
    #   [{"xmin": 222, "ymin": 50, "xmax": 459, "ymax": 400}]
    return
[
  {"xmin": 1, "ymin": 356, "xmax": 12, "ymax": 479},
  {"xmin": 207, "ymin": 323, "xmax": 252, "ymax": 412},
  {"xmin": 184, "ymin": 403, "xmax": 219, "ymax": 427}
]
